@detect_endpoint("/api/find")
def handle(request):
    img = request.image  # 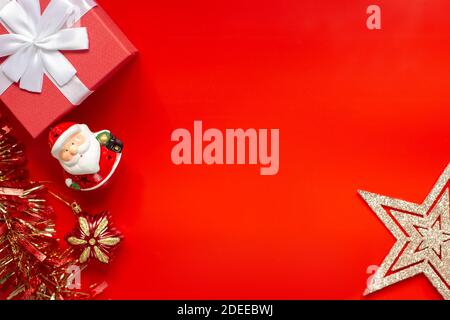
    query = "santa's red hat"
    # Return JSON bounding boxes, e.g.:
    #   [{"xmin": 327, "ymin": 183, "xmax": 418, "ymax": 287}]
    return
[{"xmin": 49, "ymin": 122, "xmax": 82, "ymax": 158}]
